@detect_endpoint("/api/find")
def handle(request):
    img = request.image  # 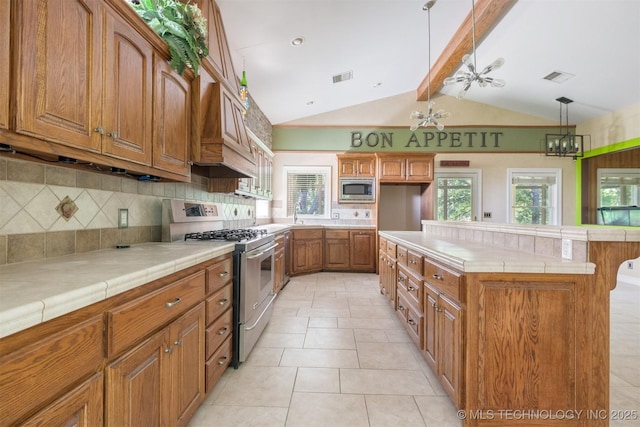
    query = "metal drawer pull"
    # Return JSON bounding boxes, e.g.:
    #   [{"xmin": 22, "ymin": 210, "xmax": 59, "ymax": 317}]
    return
[
  {"xmin": 432, "ymin": 274, "xmax": 443, "ymax": 280},
  {"xmin": 218, "ymin": 271, "xmax": 229, "ymax": 277},
  {"xmin": 398, "ymin": 304, "xmax": 405, "ymax": 311},
  {"xmin": 407, "ymin": 286, "xmax": 415, "ymax": 291},
  {"xmin": 174, "ymin": 340, "xmax": 182, "ymax": 346},
  {"xmin": 218, "ymin": 327, "xmax": 228, "ymax": 335},
  {"xmin": 164, "ymin": 347, "xmax": 172, "ymax": 354},
  {"xmin": 93, "ymin": 127, "xmax": 104, "ymax": 134},
  {"xmin": 217, "ymin": 356, "xmax": 228, "ymax": 365},
  {"xmin": 107, "ymin": 131, "xmax": 118, "ymax": 138},
  {"xmin": 432, "ymin": 302, "xmax": 438, "ymax": 308},
  {"xmin": 409, "ymin": 259, "xmax": 416, "ymax": 264},
  {"xmin": 165, "ymin": 297, "xmax": 182, "ymax": 308},
  {"xmin": 218, "ymin": 298, "xmax": 229, "ymax": 305},
  {"xmin": 408, "ymin": 319, "xmax": 416, "ymax": 326}
]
